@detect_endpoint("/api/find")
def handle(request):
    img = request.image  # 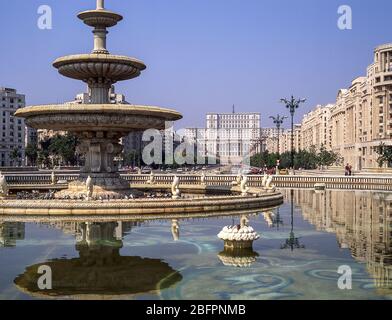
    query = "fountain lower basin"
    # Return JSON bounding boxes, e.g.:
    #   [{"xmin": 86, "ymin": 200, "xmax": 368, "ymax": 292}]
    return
[{"xmin": 0, "ymin": 185, "xmax": 283, "ymax": 216}]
